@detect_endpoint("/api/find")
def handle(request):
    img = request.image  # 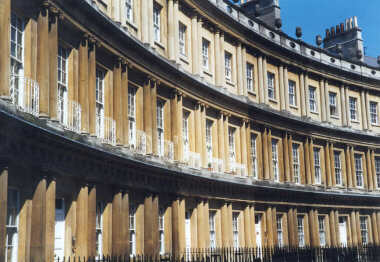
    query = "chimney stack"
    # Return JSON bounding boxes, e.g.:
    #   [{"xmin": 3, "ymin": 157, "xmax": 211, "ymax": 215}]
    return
[
  {"xmin": 323, "ymin": 16, "xmax": 364, "ymax": 62},
  {"xmin": 239, "ymin": 0, "xmax": 281, "ymax": 28}
]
